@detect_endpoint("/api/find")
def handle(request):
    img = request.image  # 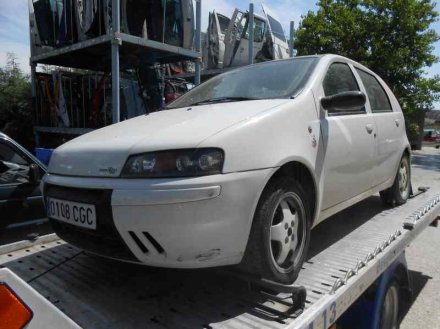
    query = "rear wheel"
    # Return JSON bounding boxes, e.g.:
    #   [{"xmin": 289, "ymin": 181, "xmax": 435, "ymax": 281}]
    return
[
  {"xmin": 379, "ymin": 281, "xmax": 401, "ymax": 329},
  {"xmin": 380, "ymin": 155, "xmax": 410, "ymax": 206},
  {"xmin": 241, "ymin": 176, "xmax": 311, "ymax": 284}
]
